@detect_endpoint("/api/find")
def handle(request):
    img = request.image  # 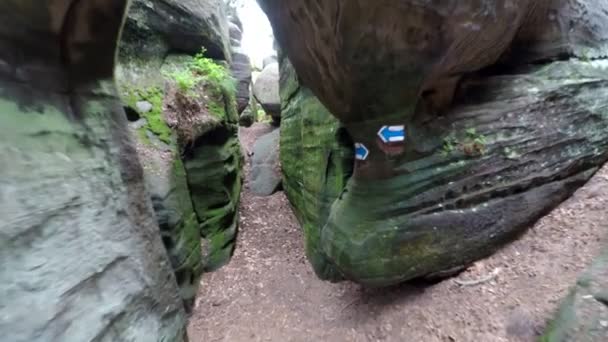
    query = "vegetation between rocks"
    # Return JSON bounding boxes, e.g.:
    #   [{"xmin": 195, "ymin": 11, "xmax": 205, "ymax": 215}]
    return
[
  {"xmin": 163, "ymin": 48, "xmax": 237, "ymax": 110},
  {"xmin": 442, "ymin": 128, "xmax": 487, "ymax": 157}
]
